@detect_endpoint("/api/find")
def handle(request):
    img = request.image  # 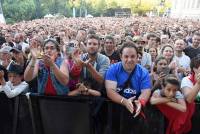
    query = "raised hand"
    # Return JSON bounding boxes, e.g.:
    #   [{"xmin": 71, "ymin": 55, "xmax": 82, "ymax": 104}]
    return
[
  {"xmin": 30, "ymin": 40, "xmax": 41, "ymax": 60},
  {"xmin": 71, "ymin": 49, "xmax": 85, "ymax": 67}
]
